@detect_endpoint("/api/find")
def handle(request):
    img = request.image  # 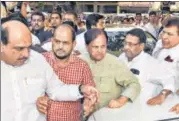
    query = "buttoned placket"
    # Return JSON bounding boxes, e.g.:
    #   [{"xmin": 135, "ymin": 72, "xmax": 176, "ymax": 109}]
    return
[{"xmin": 11, "ymin": 70, "xmax": 22, "ymax": 121}]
